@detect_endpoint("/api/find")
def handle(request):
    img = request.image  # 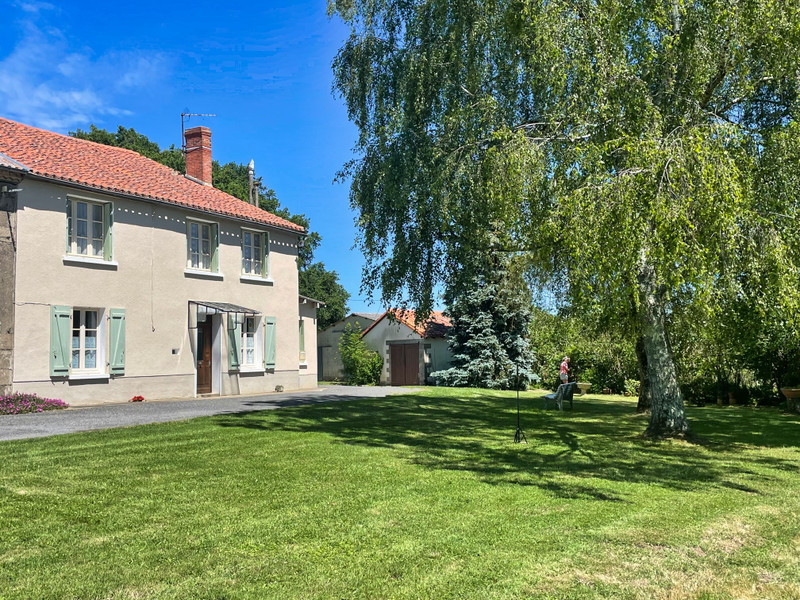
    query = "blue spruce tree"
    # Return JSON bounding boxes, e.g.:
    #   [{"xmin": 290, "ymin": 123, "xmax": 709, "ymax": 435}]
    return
[{"xmin": 432, "ymin": 243, "xmax": 537, "ymax": 390}]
